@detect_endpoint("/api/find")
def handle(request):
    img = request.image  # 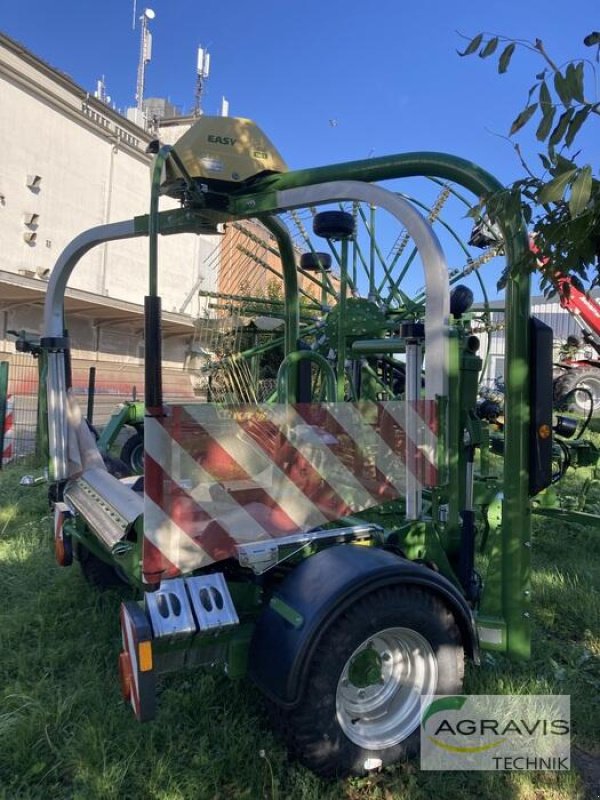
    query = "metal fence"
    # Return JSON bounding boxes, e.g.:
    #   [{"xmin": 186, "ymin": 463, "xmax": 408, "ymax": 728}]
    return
[
  {"xmin": 0, "ymin": 351, "xmax": 197, "ymax": 468},
  {"xmin": 0, "ymin": 352, "xmax": 39, "ymax": 467}
]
